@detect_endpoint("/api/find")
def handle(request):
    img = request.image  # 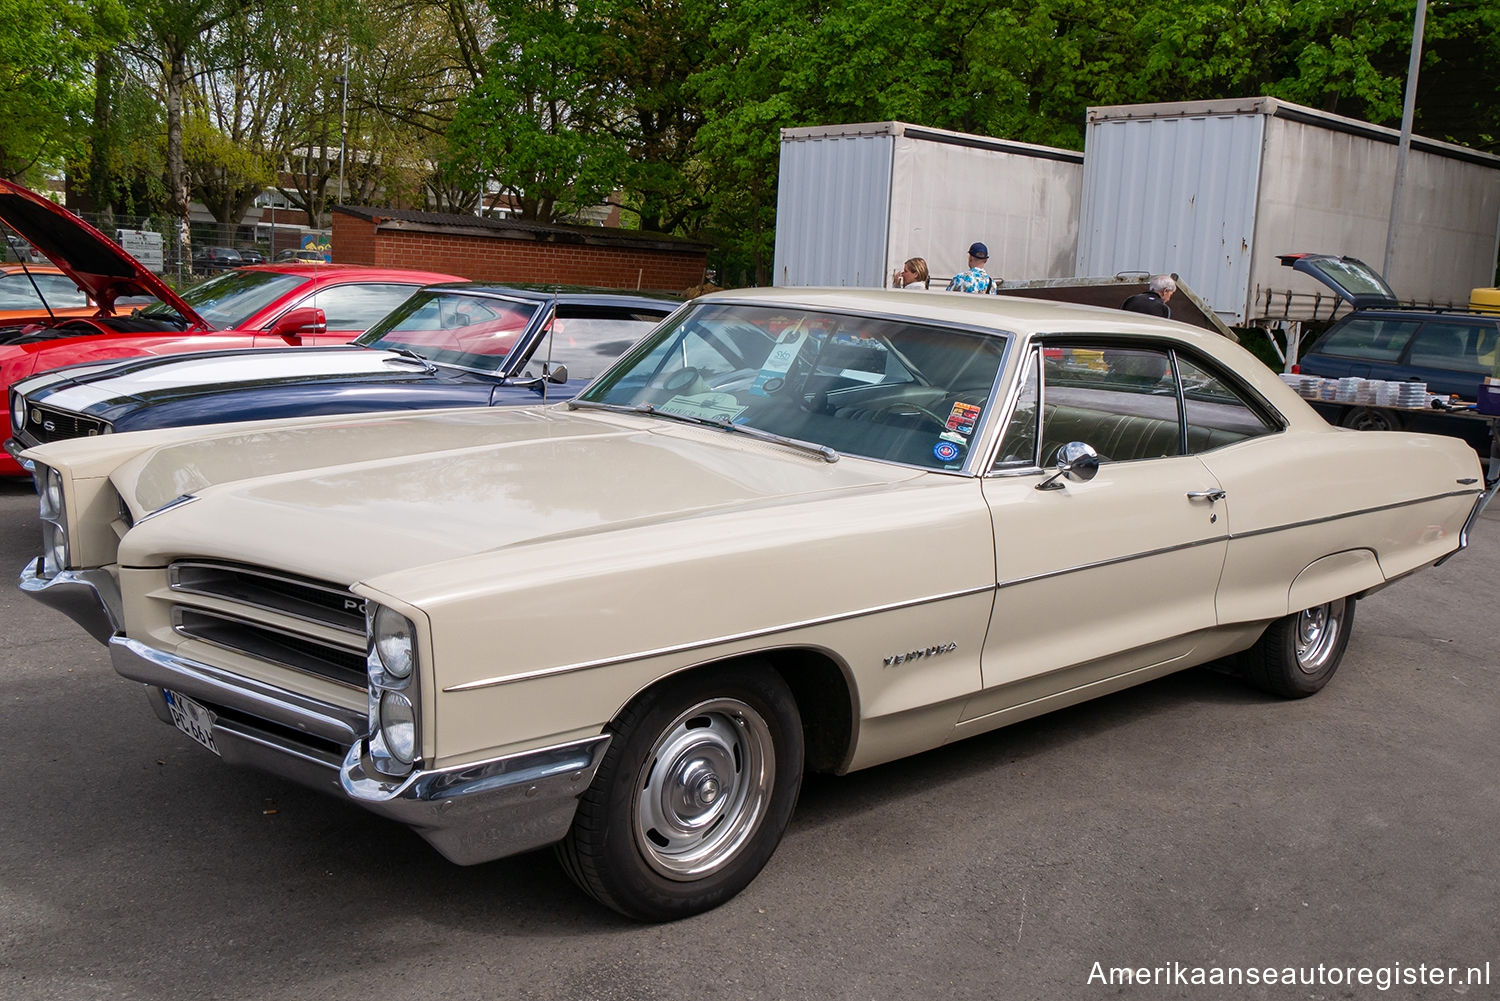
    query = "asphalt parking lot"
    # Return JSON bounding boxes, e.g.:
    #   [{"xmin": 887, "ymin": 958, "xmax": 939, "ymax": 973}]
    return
[{"xmin": 1, "ymin": 474, "xmax": 1497, "ymax": 1000}]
